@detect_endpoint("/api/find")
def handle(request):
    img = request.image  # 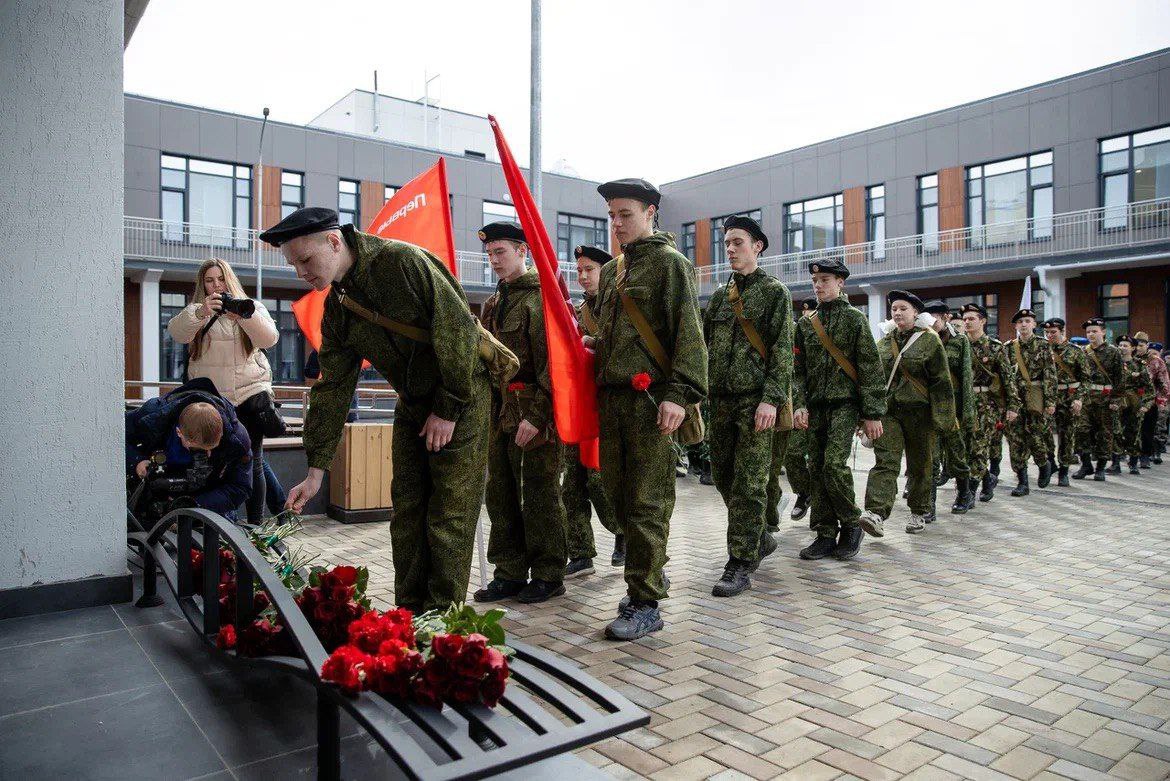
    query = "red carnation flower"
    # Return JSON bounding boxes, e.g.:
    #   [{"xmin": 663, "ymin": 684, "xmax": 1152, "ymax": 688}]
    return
[
  {"xmin": 330, "ymin": 585, "xmax": 356, "ymax": 603},
  {"xmin": 1103, "ymin": 387, "xmax": 1112, "ymax": 396},
  {"xmin": 631, "ymin": 372, "xmax": 652, "ymax": 392},
  {"xmin": 216, "ymin": 624, "xmax": 237, "ymax": 650},
  {"xmin": 320, "ymin": 565, "xmax": 359, "ymax": 590},
  {"xmin": 507, "ymin": 381, "xmax": 526, "ymax": 392},
  {"xmin": 995, "ymin": 421, "xmax": 1004, "ymax": 431}
]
